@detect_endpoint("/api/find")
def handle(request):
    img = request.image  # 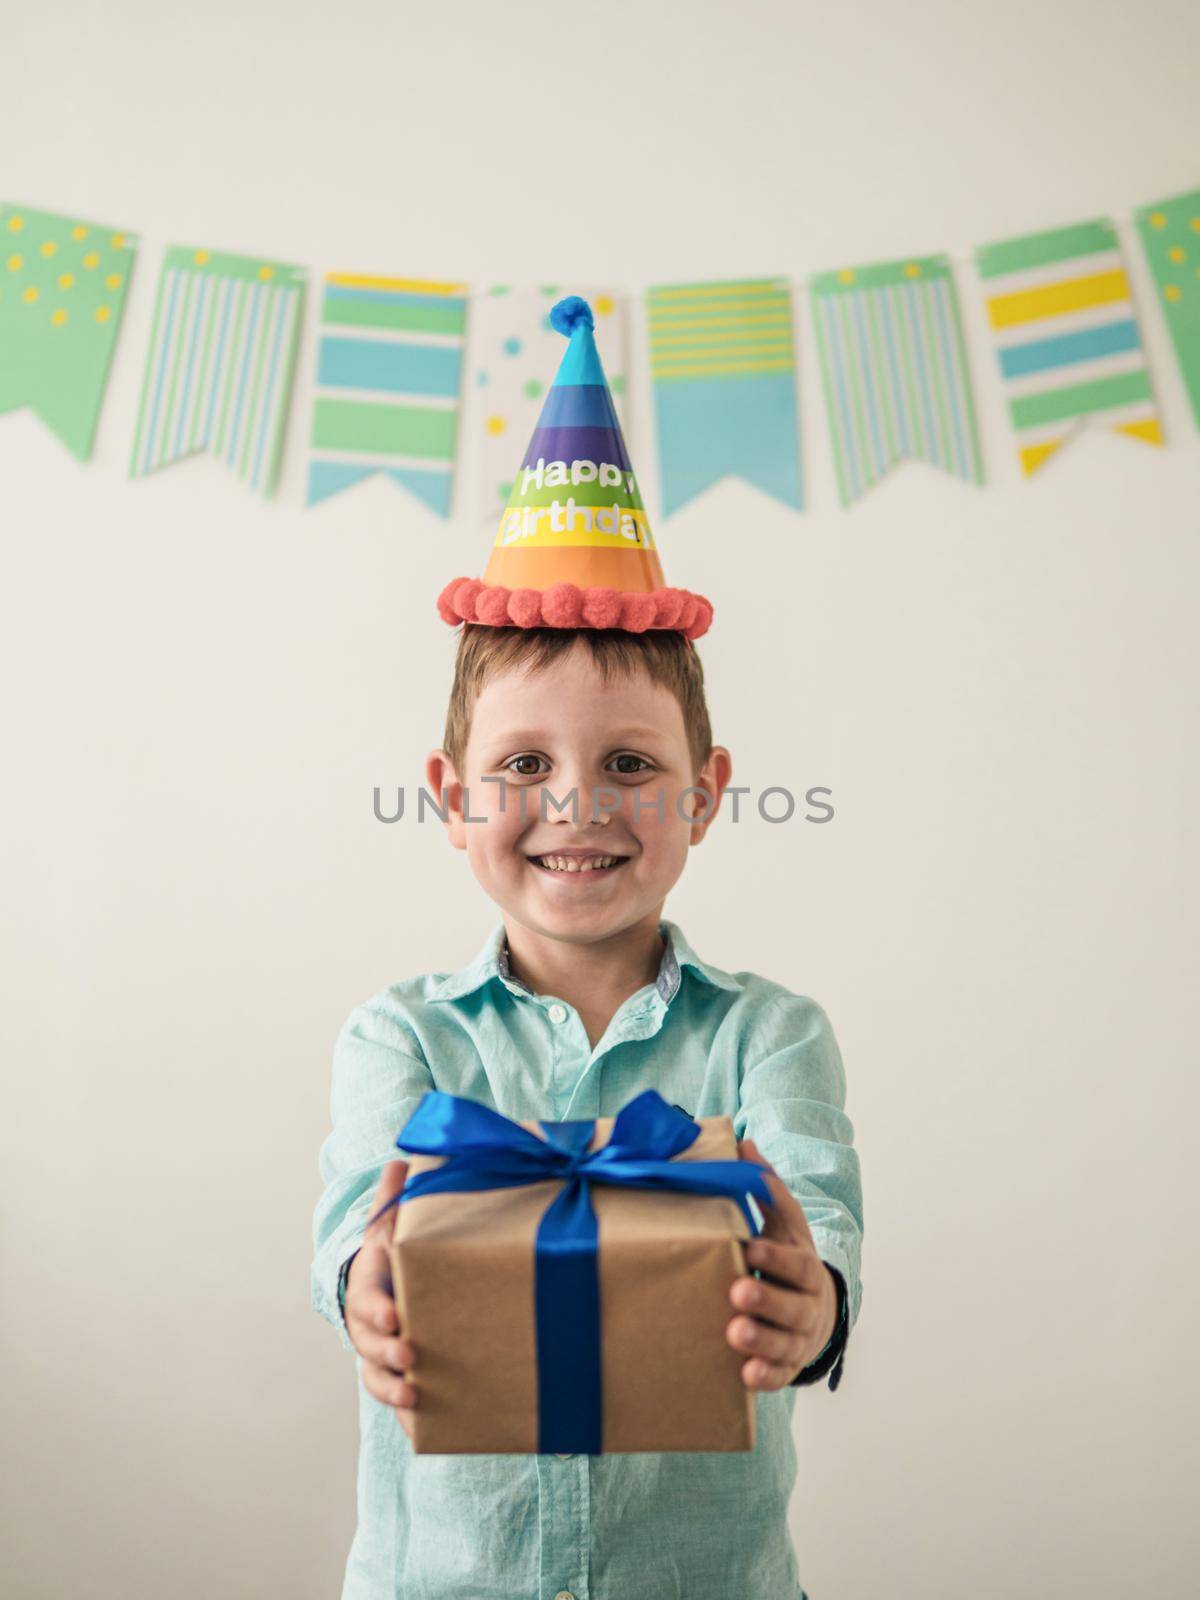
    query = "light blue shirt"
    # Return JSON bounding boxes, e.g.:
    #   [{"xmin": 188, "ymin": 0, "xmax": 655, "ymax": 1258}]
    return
[{"xmin": 311, "ymin": 918, "xmax": 864, "ymax": 1600}]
